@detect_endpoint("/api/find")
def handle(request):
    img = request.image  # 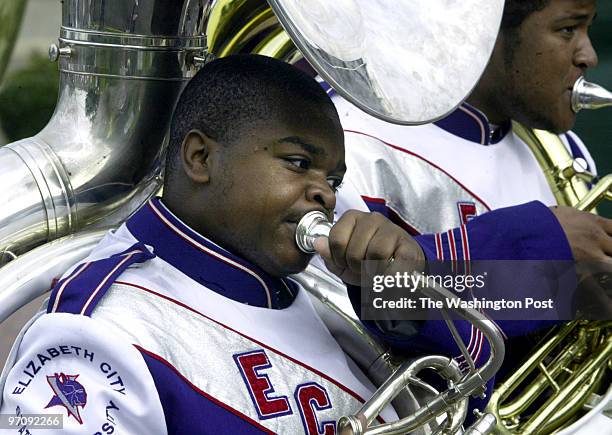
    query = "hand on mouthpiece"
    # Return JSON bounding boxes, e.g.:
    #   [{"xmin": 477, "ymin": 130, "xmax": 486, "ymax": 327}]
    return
[{"xmin": 312, "ymin": 210, "xmax": 425, "ymax": 286}]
